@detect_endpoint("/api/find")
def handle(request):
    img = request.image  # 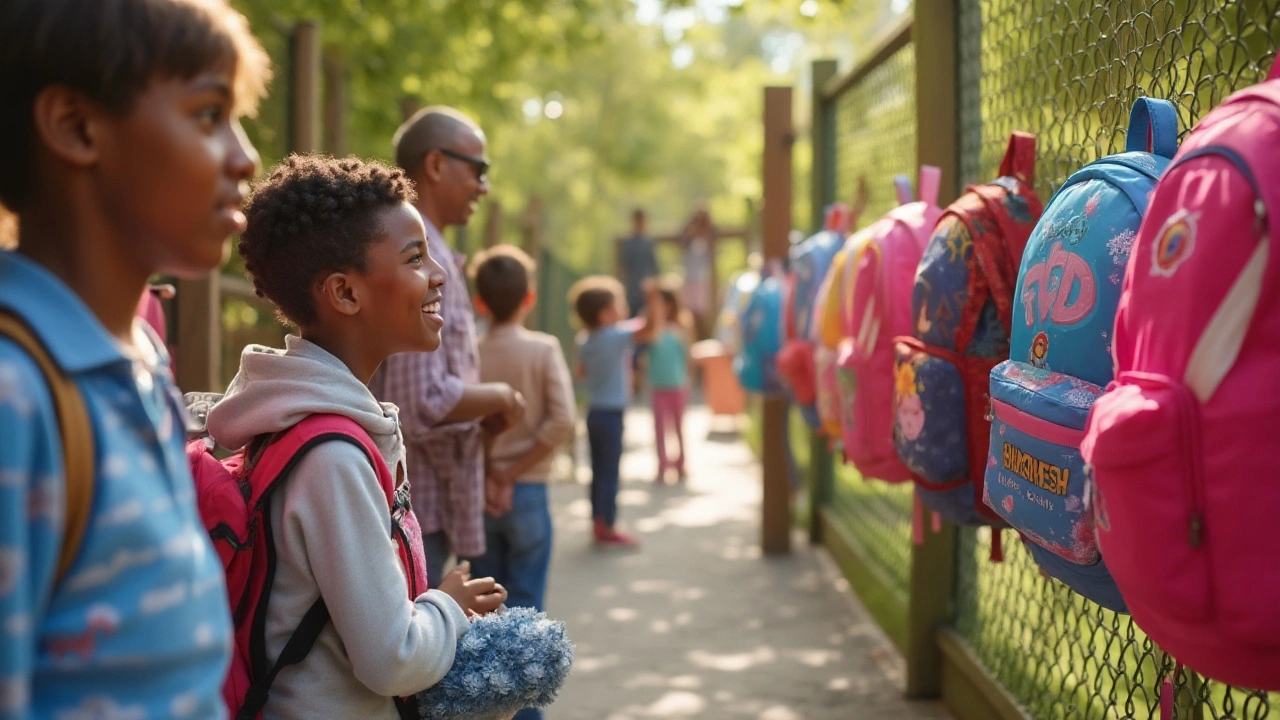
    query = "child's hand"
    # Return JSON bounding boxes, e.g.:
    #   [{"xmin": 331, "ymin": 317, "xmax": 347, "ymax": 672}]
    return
[
  {"xmin": 642, "ymin": 277, "xmax": 659, "ymax": 295},
  {"xmin": 438, "ymin": 561, "xmax": 508, "ymax": 616},
  {"xmin": 484, "ymin": 472, "xmax": 515, "ymax": 517}
]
